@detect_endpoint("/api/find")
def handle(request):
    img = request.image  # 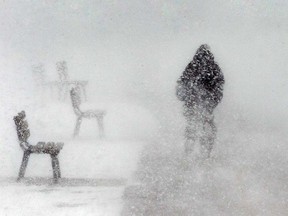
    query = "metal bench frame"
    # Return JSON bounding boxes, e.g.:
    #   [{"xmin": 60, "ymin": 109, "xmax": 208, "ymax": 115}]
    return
[
  {"xmin": 13, "ymin": 111, "xmax": 64, "ymax": 183},
  {"xmin": 70, "ymin": 87, "xmax": 106, "ymax": 138}
]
